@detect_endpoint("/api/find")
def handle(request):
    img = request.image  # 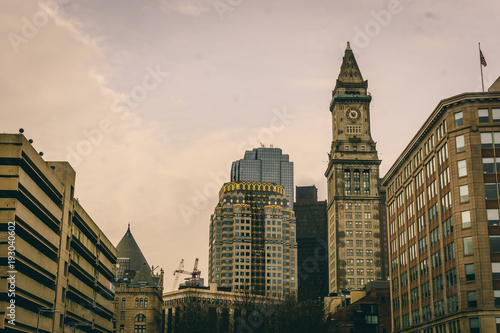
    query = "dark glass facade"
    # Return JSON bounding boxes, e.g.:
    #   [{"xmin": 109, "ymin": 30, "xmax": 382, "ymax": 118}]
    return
[{"xmin": 231, "ymin": 147, "xmax": 294, "ymax": 209}]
